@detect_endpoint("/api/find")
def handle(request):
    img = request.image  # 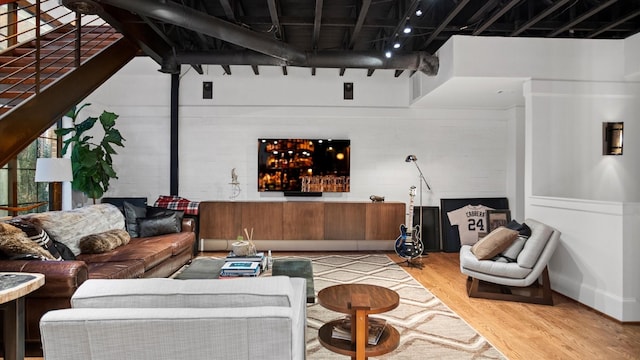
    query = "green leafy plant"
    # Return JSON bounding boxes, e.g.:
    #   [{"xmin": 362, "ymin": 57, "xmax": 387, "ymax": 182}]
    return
[{"xmin": 55, "ymin": 103, "xmax": 125, "ymax": 202}]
